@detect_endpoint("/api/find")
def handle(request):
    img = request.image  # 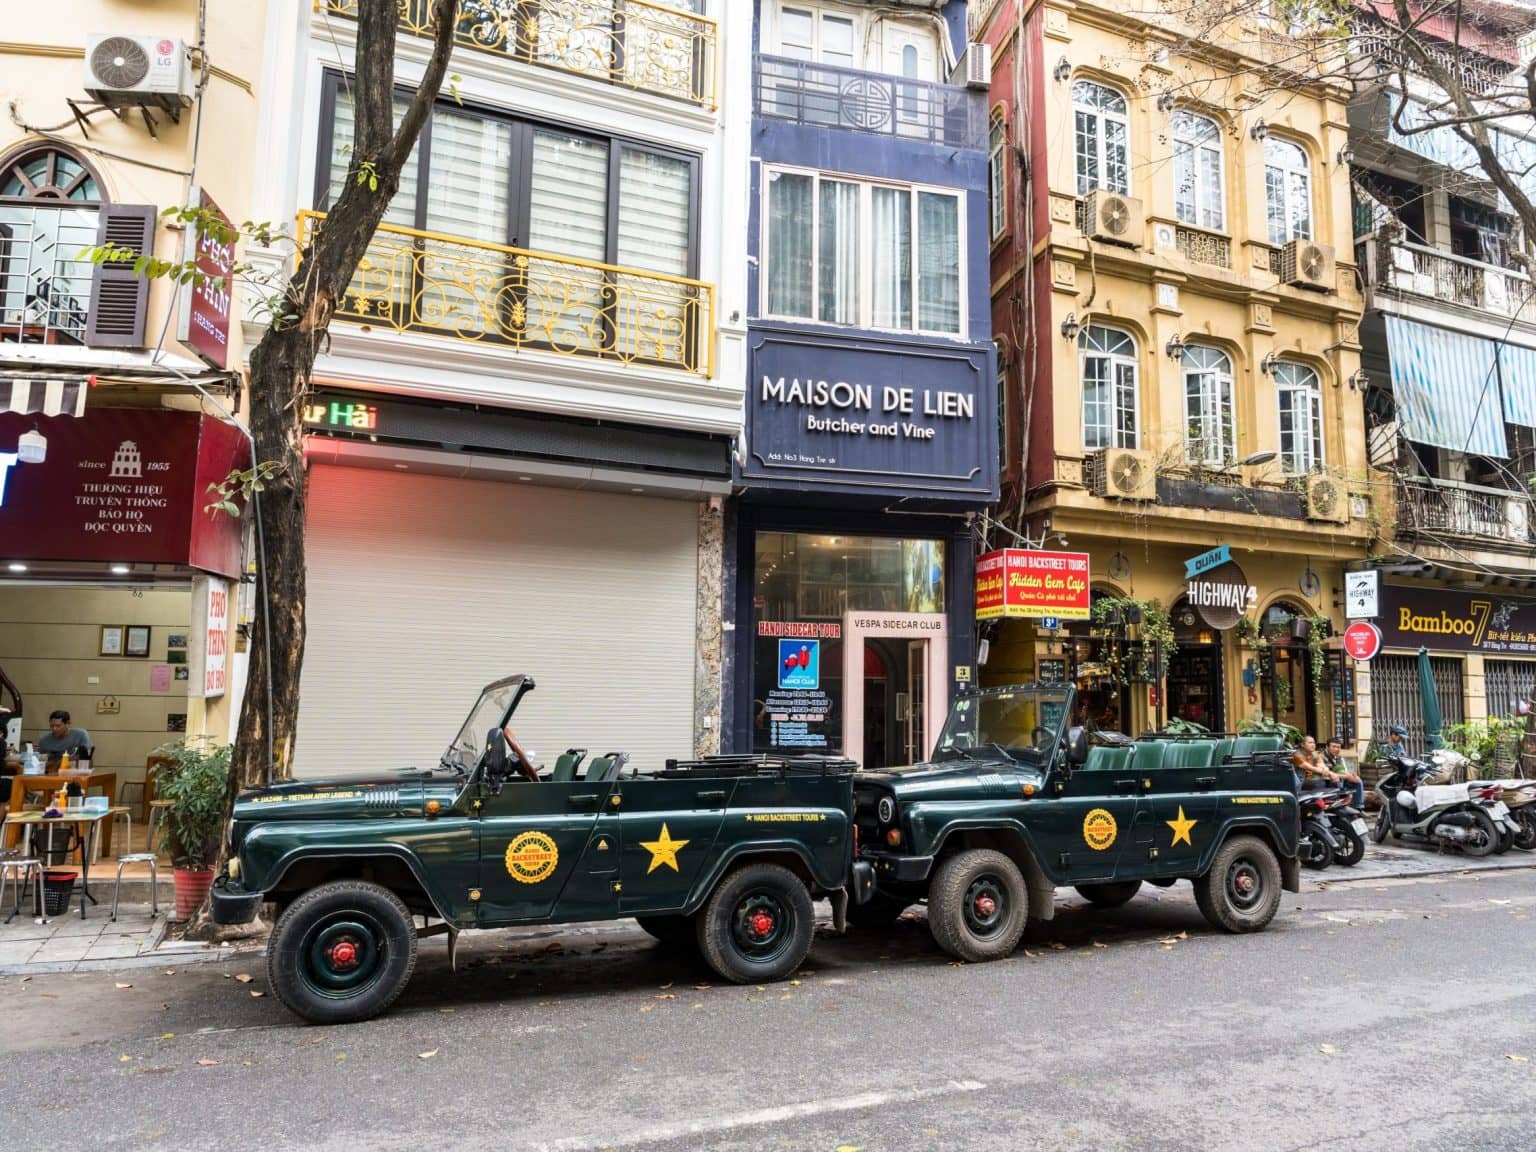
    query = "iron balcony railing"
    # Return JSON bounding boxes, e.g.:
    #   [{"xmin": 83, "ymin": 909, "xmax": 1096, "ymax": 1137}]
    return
[
  {"xmin": 298, "ymin": 210, "xmax": 714, "ymax": 375},
  {"xmin": 1174, "ymin": 224, "xmax": 1232, "ymax": 269},
  {"xmin": 320, "ymin": 0, "xmax": 717, "ymax": 109},
  {"xmin": 1396, "ymin": 476, "xmax": 1536, "ymax": 546},
  {"xmin": 1359, "ymin": 232, "xmax": 1535, "ymax": 319},
  {"xmin": 0, "ymin": 202, "xmax": 98, "ymax": 345},
  {"xmin": 753, "ymin": 54, "xmax": 986, "ymax": 149}
]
